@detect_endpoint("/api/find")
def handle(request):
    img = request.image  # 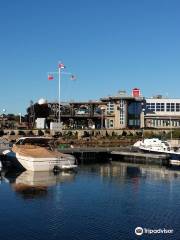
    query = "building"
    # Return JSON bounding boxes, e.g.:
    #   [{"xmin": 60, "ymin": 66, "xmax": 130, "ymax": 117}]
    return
[
  {"xmin": 27, "ymin": 89, "xmax": 145, "ymax": 130},
  {"xmin": 101, "ymin": 90, "xmax": 144, "ymax": 129},
  {"xmin": 145, "ymin": 96, "xmax": 180, "ymax": 128}
]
